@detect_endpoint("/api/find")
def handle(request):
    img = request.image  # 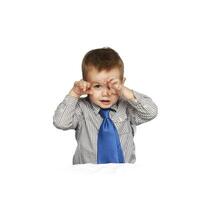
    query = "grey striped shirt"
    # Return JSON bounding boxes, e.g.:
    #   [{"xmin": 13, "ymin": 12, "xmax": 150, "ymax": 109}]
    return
[{"xmin": 53, "ymin": 91, "xmax": 158, "ymax": 164}]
